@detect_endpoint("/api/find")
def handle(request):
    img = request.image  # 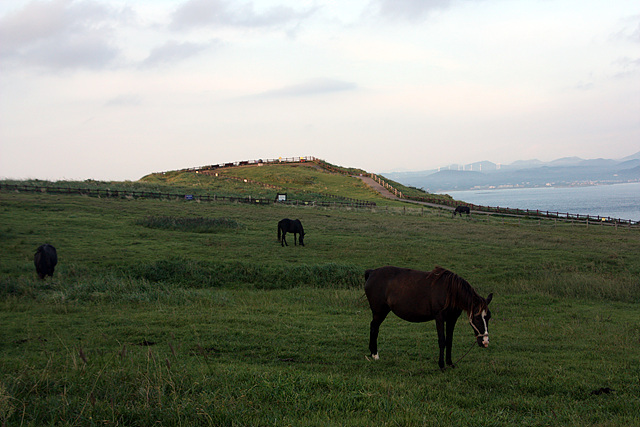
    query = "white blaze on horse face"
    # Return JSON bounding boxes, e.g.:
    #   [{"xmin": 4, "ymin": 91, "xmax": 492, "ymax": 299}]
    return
[{"xmin": 481, "ymin": 310, "xmax": 489, "ymax": 347}]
